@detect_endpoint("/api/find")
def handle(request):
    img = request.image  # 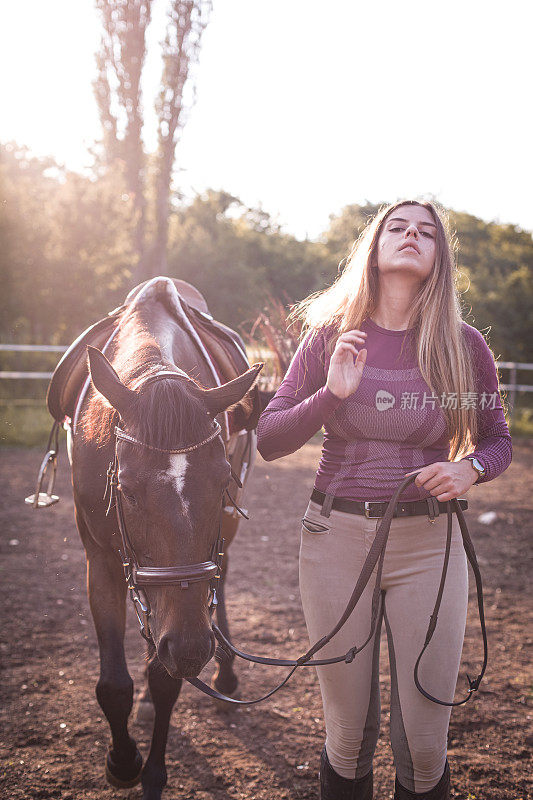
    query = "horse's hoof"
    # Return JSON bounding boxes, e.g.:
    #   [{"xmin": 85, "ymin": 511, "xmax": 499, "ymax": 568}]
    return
[
  {"xmin": 133, "ymin": 696, "xmax": 155, "ymax": 725},
  {"xmin": 105, "ymin": 747, "xmax": 143, "ymax": 788}
]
